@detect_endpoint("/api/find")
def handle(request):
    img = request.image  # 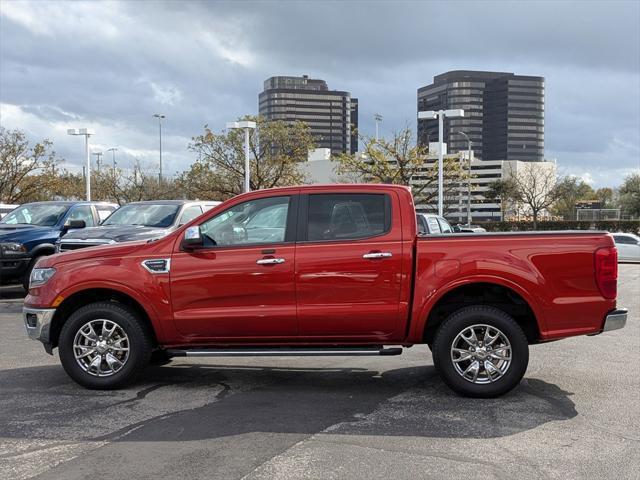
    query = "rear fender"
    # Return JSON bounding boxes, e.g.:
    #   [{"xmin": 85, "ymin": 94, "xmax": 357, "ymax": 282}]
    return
[{"xmin": 408, "ymin": 274, "xmax": 545, "ymax": 343}]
